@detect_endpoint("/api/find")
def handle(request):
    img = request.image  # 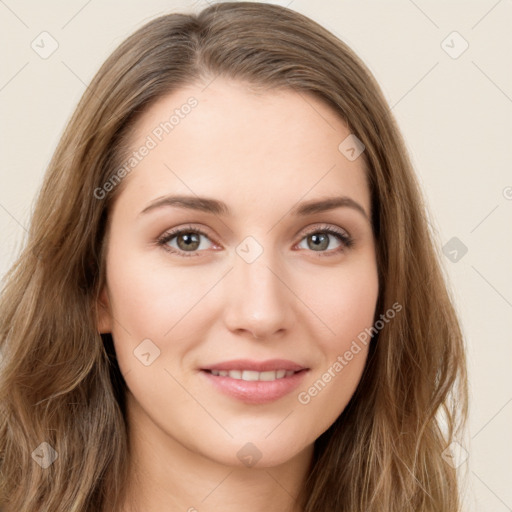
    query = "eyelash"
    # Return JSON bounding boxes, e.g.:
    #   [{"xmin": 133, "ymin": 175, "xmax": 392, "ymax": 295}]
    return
[{"xmin": 156, "ymin": 223, "xmax": 354, "ymax": 258}]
